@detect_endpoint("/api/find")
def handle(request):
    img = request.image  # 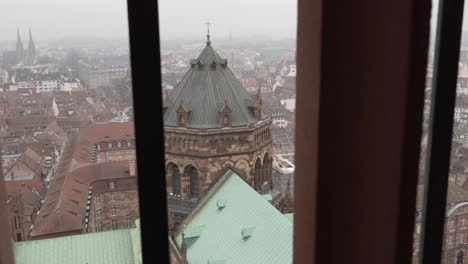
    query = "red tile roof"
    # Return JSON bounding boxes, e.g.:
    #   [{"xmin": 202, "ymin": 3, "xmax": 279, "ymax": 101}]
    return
[
  {"xmin": 80, "ymin": 122, "xmax": 135, "ymax": 143},
  {"xmin": 31, "ymin": 123, "xmax": 137, "ymax": 238},
  {"xmin": 5, "ymin": 147, "xmax": 45, "ymax": 177},
  {"xmin": 4, "ymin": 178, "xmax": 45, "ymax": 196}
]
